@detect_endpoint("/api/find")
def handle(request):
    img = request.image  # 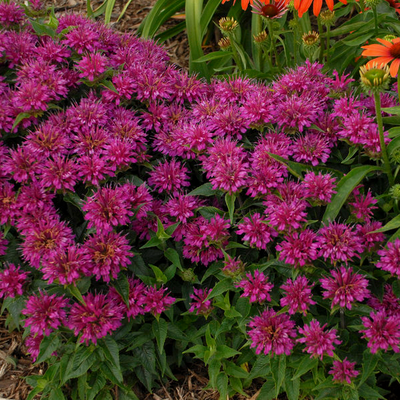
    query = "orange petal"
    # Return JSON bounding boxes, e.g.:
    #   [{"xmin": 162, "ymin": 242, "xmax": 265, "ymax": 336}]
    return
[
  {"xmin": 366, "ymin": 57, "xmax": 393, "ymax": 67},
  {"xmin": 376, "ymin": 38, "xmax": 397, "ymax": 48},
  {"xmin": 390, "ymin": 58, "xmax": 400, "ymax": 77},
  {"xmin": 313, "ymin": 0, "xmax": 322, "ymax": 15},
  {"xmin": 326, "ymin": 0, "xmax": 334, "ymax": 10},
  {"xmin": 361, "ymin": 45, "xmax": 391, "ymax": 57}
]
